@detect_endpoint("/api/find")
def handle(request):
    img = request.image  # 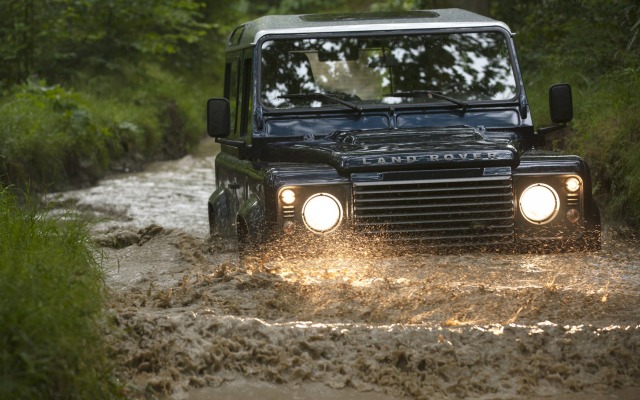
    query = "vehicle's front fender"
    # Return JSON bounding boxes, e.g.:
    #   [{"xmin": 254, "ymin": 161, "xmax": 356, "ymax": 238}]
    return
[
  {"xmin": 237, "ymin": 194, "xmax": 265, "ymax": 245},
  {"xmin": 208, "ymin": 187, "xmax": 237, "ymax": 236}
]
